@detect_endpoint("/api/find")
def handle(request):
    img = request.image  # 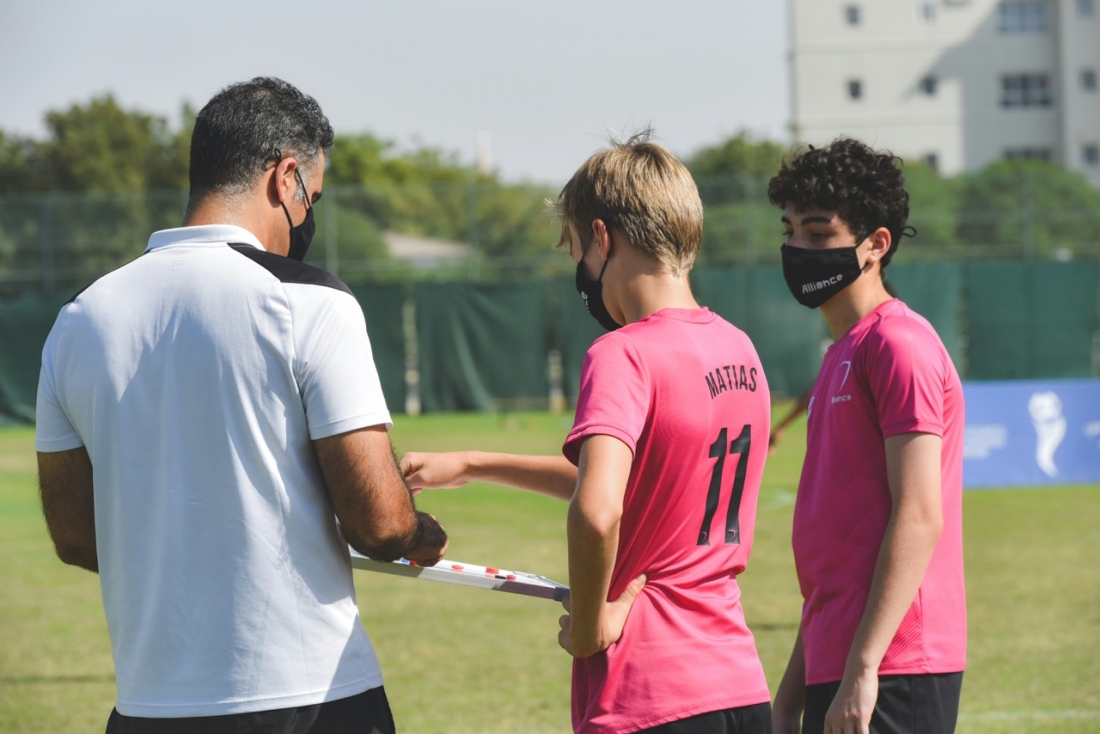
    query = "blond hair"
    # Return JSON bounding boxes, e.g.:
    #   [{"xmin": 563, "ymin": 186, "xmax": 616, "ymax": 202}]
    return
[{"xmin": 554, "ymin": 131, "xmax": 703, "ymax": 274}]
